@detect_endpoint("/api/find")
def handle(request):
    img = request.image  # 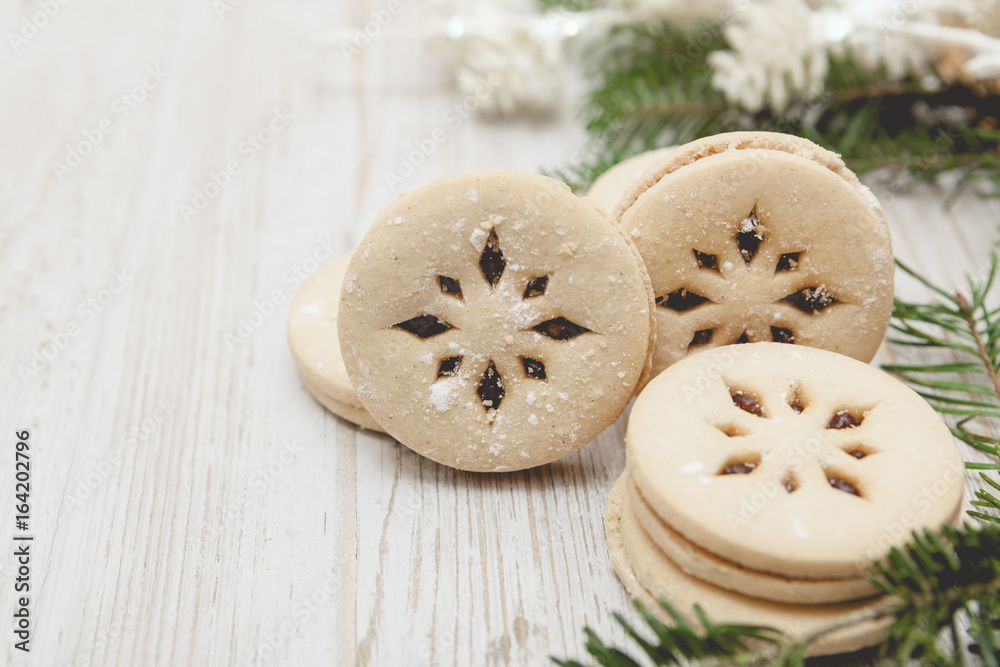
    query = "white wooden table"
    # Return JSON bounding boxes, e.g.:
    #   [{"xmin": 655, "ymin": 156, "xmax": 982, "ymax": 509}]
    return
[{"xmin": 1, "ymin": 2, "xmax": 997, "ymax": 666}]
